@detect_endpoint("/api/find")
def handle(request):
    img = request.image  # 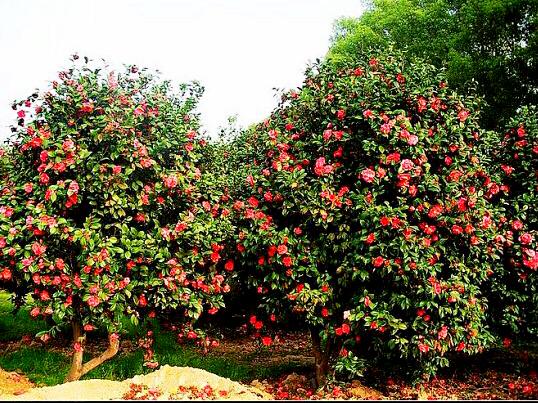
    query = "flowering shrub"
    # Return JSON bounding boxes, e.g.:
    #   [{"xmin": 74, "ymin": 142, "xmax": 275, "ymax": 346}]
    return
[
  {"xmin": 0, "ymin": 56, "xmax": 234, "ymax": 381},
  {"xmin": 230, "ymin": 50, "xmax": 504, "ymax": 383},
  {"xmin": 487, "ymin": 105, "xmax": 538, "ymax": 337}
]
